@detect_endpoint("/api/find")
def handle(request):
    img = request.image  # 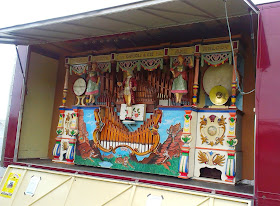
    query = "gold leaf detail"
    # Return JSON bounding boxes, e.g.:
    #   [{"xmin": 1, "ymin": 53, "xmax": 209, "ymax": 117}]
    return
[
  {"xmin": 198, "ymin": 151, "xmax": 208, "ymax": 164},
  {"xmin": 217, "ymin": 136, "xmax": 224, "ymax": 145},
  {"xmin": 213, "ymin": 154, "xmax": 225, "ymax": 166},
  {"xmin": 201, "ymin": 136, "xmax": 207, "ymax": 144}
]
